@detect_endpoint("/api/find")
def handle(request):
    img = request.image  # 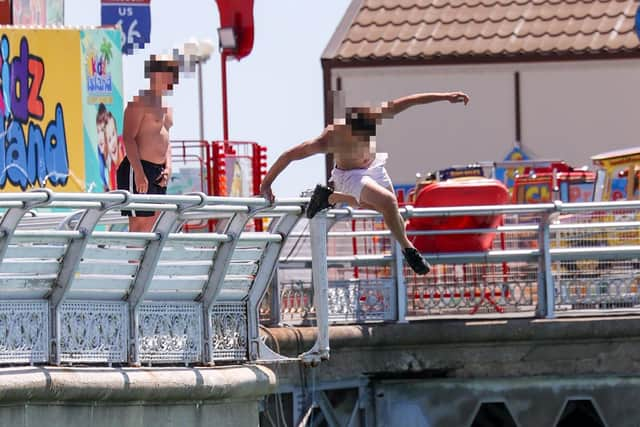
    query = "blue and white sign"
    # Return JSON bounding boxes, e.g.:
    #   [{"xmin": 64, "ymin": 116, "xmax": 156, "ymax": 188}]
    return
[
  {"xmin": 101, "ymin": 0, "xmax": 151, "ymax": 55},
  {"xmin": 636, "ymin": 4, "xmax": 640, "ymax": 40}
]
